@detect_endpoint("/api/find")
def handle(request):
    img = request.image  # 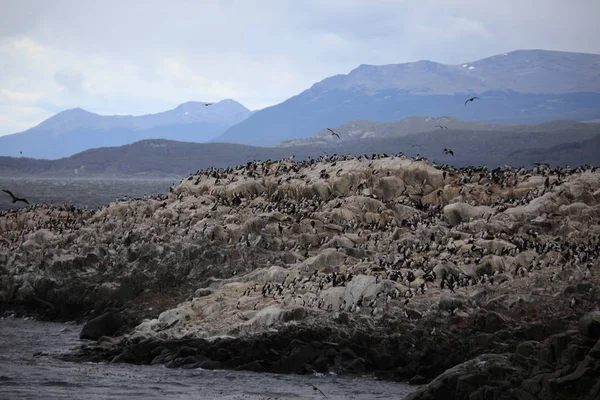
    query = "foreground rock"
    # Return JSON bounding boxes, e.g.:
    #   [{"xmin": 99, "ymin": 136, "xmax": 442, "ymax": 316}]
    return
[
  {"xmin": 80, "ymin": 312, "xmax": 125, "ymax": 340},
  {"xmin": 405, "ymin": 328, "xmax": 600, "ymax": 400},
  {"xmin": 1, "ymin": 156, "xmax": 599, "ymax": 389}
]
